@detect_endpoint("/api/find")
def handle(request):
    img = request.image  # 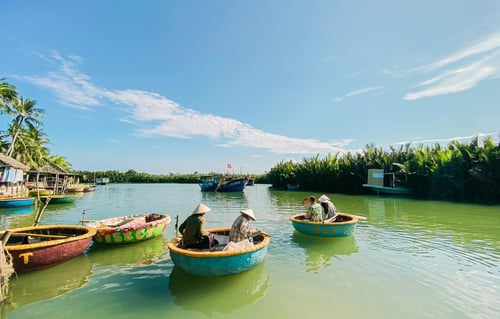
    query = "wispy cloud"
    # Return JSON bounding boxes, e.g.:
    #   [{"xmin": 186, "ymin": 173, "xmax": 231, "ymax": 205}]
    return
[
  {"xmin": 16, "ymin": 52, "xmax": 352, "ymax": 155},
  {"xmin": 334, "ymin": 86, "xmax": 383, "ymax": 102},
  {"xmin": 393, "ymin": 132, "xmax": 498, "ymax": 145},
  {"xmin": 404, "ymin": 31, "xmax": 500, "ymax": 100}
]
